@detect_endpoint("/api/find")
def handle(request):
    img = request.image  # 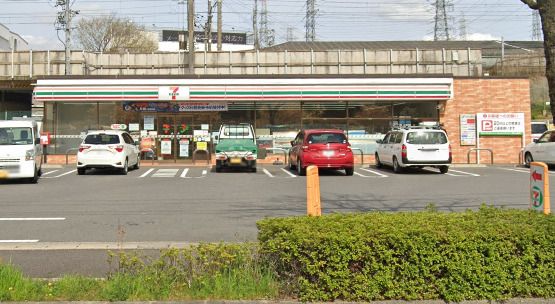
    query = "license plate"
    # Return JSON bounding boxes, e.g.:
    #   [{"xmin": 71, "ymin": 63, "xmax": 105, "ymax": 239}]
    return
[
  {"xmin": 0, "ymin": 170, "xmax": 8, "ymax": 179},
  {"xmin": 323, "ymin": 150, "xmax": 335, "ymax": 157},
  {"xmin": 230, "ymin": 158, "xmax": 242, "ymax": 164}
]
